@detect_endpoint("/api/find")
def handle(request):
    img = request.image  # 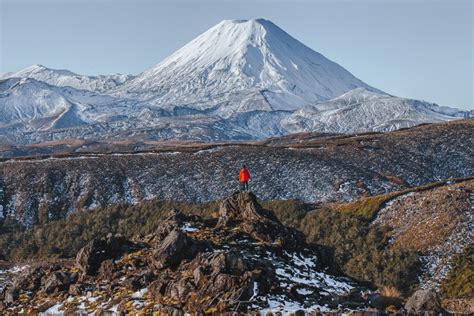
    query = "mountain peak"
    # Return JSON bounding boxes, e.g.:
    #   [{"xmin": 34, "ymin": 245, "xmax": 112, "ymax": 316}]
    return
[
  {"xmin": 211, "ymin": 18, "xmax": 285, "ymax": 43},
  {"xmin": 217, "ymin": 18, "xmax": 274, "ymax": 27},
  {"xmin": 15, "ymin": 64, "xmax": 77, "ymax": 77},
  {"xmin": 28, "ymin": 64, "xmax": 48, "ymax": 70},
  {"xmin": 115, "ymin": 19, "xmax": 378, "ymax": 114}
]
